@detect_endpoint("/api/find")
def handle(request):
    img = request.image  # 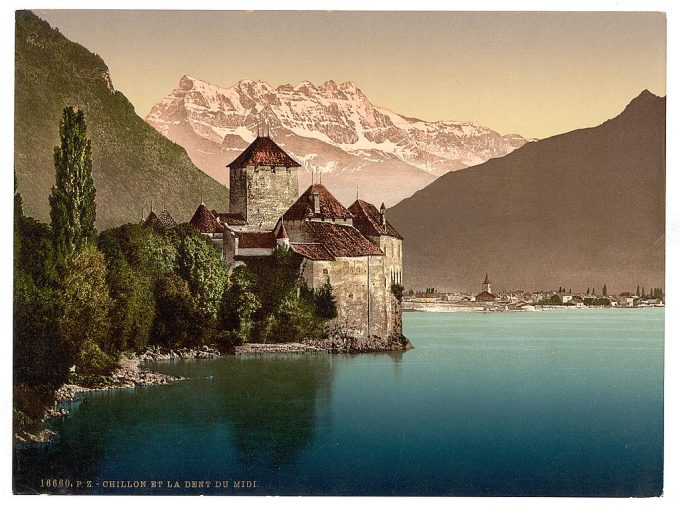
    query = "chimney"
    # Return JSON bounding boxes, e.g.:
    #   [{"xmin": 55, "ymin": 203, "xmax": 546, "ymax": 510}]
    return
[
  {"xmin": 380, "ymin": 202, "xmax": 386, "ymax": 229},
  {"xmin": 313, "ymin": 188, "xmax": 320, "ymax": 214}
]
